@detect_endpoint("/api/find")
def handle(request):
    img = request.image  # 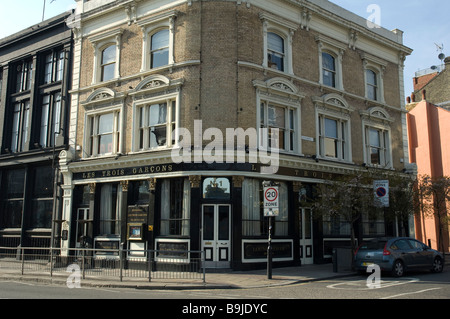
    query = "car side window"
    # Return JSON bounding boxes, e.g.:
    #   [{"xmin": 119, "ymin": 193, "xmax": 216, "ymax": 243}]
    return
[
  {"xmin": 408, "ymin": 240, "xmax": 425, "ymax": 250},
  {"xmin": 391, "ymin": 239, "xmax": 411, "ymax": 250}
]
